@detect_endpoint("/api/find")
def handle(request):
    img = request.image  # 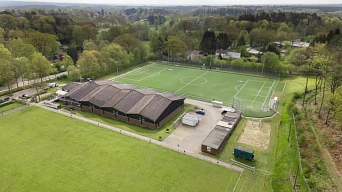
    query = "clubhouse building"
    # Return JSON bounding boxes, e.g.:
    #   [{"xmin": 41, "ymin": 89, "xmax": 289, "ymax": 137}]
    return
[{"xmin": 61, "ymin": 80, "xmax": 185, "ymax": 129}]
